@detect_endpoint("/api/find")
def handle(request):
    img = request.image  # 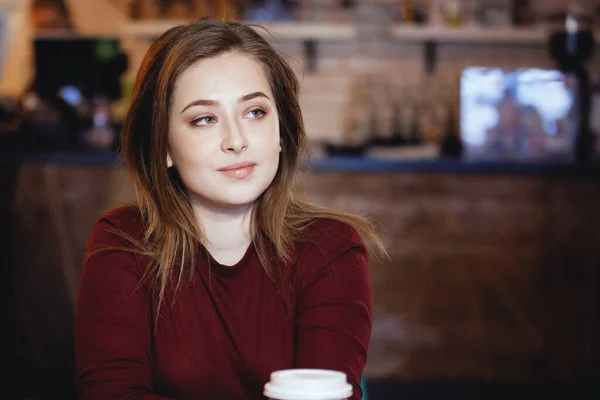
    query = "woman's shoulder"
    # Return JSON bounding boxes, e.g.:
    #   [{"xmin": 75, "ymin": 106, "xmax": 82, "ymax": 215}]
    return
[
  {"xmin": 99, "ymin": 205, "xmax": 144, "ymax": 228},
  {"xmin": 291, "ymin": 217, "xmax": 369, "ymax": 288},
  {"xmin": 304, "ymin": 218, "xmax": 364, "ymax": 245},
  {"xmin": 97, "ymin": 204, "xmax": 143, "ymax": 230},
  {"xmin": 83, "ymin": 206, "xmax": 149, "ymax": 287},
  {"xmin": 88, "ymin": 205, "xmax": 145, "ymax": 247},
  {"xmin": 299, "ymin": 217, "xmax": 367, "ymax": 259}
]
